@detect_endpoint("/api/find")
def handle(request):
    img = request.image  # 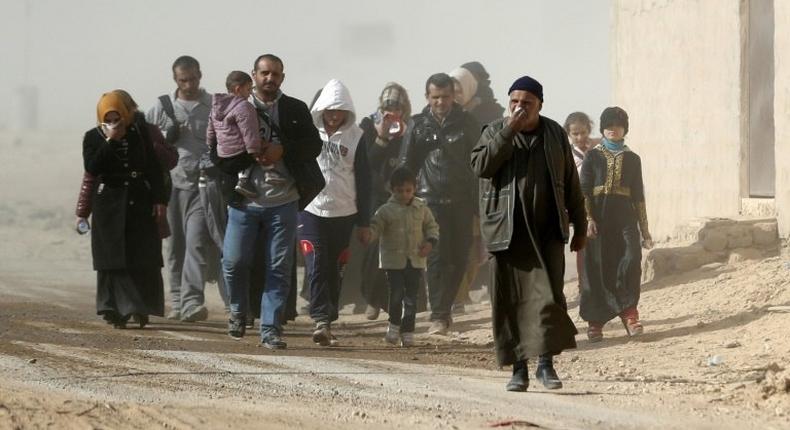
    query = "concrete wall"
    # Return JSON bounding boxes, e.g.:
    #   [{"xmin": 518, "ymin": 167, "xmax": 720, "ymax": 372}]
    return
[
  {"xmin": 775, "ymin": 1, "xmax": 790, "ymax": 237},
  {"xmin": 611, "ymin": 0, "xmax": 745, "ymax": 239}
]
